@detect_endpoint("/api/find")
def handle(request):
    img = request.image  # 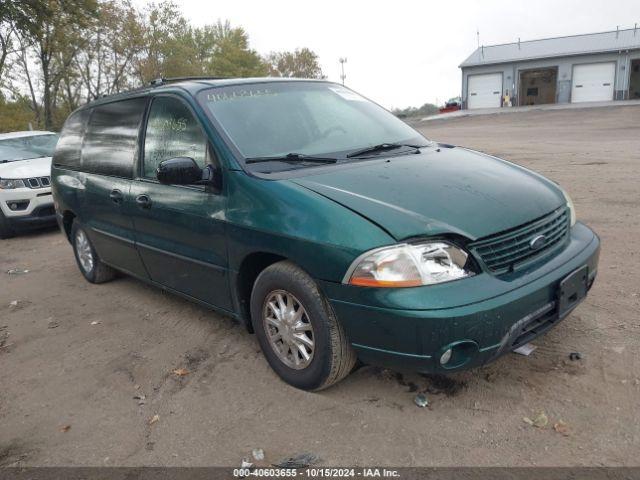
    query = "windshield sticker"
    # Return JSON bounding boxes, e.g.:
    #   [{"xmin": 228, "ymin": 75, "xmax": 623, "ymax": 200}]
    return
[
  {"xmin": 207, "ymin": 88, "xmax": 277, "ymax": 102},
  {"xmin": 329, "ymin": 87, "xmax": 366, "ymax": 102}
]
